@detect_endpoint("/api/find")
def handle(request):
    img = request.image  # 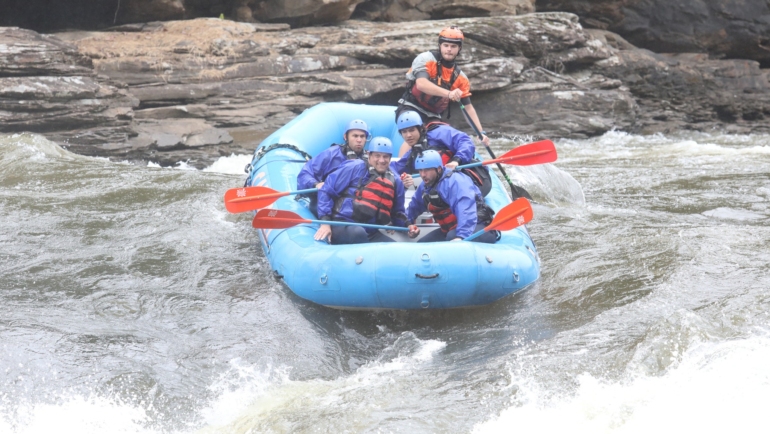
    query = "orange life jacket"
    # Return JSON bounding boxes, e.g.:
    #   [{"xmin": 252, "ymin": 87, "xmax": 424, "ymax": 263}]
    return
[{"xmin": 404, "ymin": 50, "xmax": 462, "ymax": 116}]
